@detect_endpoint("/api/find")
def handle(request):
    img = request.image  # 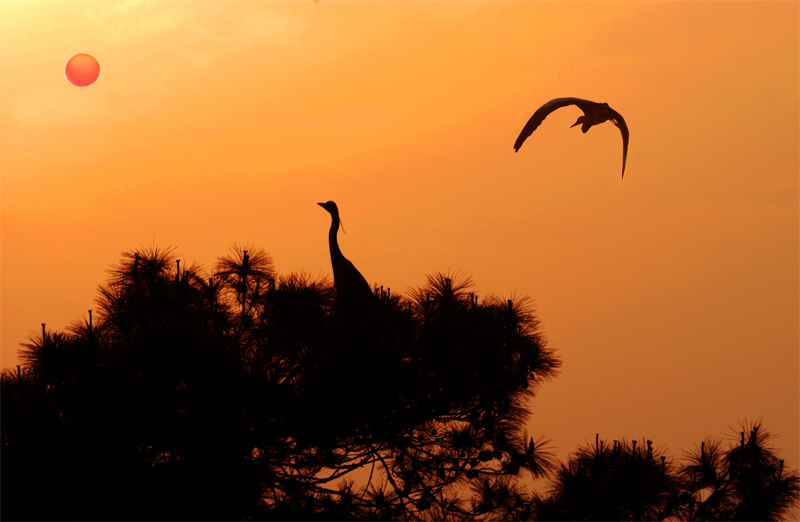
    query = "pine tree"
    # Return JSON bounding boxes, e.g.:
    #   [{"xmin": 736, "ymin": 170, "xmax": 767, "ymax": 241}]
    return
[{"xmin": 1, "ymin": 246, "xmax": 560, "ymax": 520}]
